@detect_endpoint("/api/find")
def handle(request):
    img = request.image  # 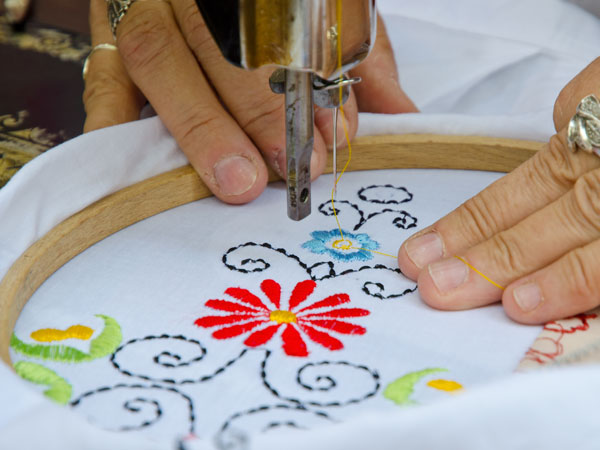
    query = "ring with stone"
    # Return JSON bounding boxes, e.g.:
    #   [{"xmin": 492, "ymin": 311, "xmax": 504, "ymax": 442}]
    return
[
  {"xmin": 106, "ymin": 0, "xmax": 137, "ymax": 39},
  {"xmin": 567, "ymin": 94, "xmax": 600, "ymax": 158}
]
